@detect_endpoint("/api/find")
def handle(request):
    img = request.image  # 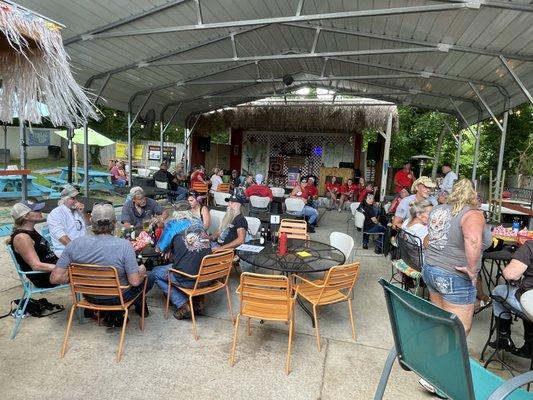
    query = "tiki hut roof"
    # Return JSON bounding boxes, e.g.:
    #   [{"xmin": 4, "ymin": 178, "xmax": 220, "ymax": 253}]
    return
[{"xmin": 195, "ymin": 104, "xmax": 398, "ymax": 134}]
